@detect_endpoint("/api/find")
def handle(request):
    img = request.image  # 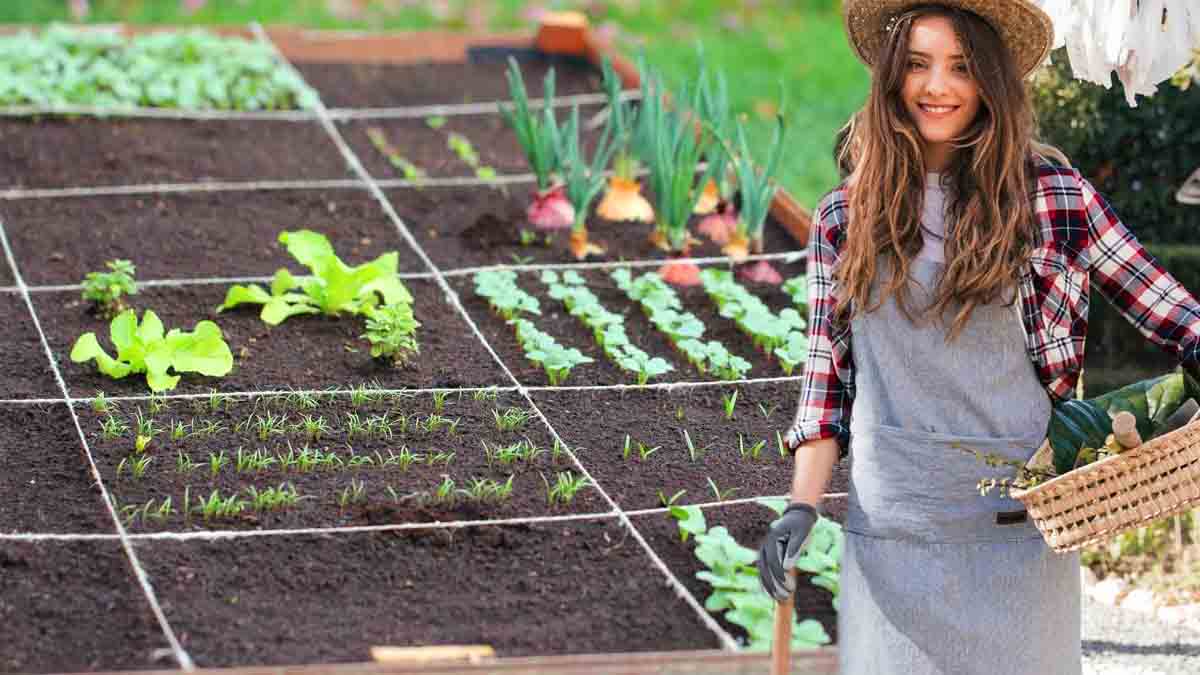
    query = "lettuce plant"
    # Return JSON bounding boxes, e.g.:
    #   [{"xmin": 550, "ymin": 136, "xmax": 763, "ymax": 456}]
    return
[
  {"xmin": 219, "ymin": 230, "xmax": 412, "ymax": 326},
  {"xmin": 70, "ymin": 309, "xmax": 234, "ymax": 392}
]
